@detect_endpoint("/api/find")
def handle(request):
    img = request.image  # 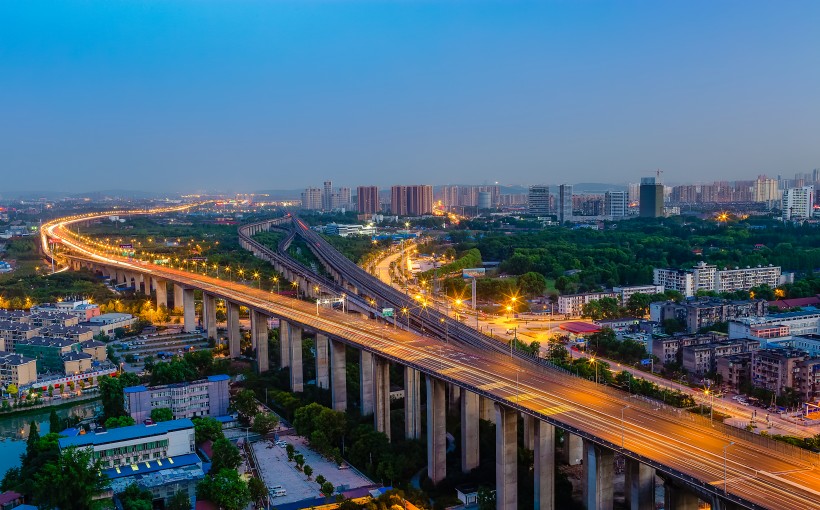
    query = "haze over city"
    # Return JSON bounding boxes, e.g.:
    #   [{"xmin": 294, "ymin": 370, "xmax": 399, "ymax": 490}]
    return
[{"xmin": 3, "ymin": 1, "xmax": 820, "ymax": 194}]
